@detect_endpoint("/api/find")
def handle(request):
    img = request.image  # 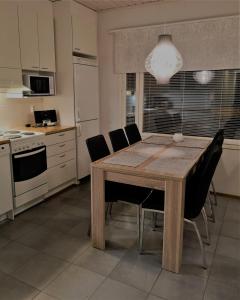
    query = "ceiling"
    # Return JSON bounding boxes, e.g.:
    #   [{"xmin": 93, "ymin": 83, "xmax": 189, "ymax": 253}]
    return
[{"xmin": 75, "ymin": 0, "xmax": 163, "ymax": 11}]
